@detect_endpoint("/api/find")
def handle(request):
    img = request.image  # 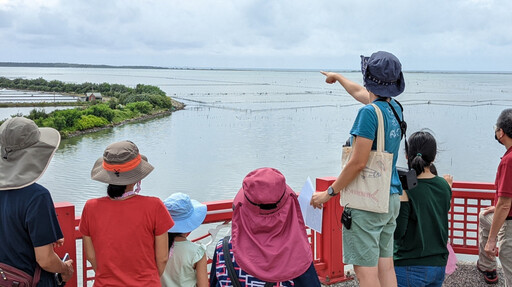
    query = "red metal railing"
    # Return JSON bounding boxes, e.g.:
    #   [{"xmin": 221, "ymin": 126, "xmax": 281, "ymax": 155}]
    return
[
  {"xmin": 449, "ymin": 181, "xmax": 495, "ymax": 255},
  {"xmin": 54, "ymin": 179, "xmax": 496, "ymax": 287}
]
